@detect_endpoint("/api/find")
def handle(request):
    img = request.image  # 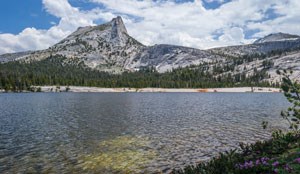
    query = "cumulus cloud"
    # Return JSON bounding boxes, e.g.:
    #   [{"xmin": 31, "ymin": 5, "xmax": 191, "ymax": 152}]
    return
[
  {"xmin": 0, "ymin": 0, "xmax": 300, "ymax": 54},
  {"xmin": 247, "ymin": 0, "xmax": 300, "ymax": 38},
  {"xmin": 0, "ymin": 0, "xmax": 102, "ymax": 54},
  {"xmin": 90, "ymin": 0, "xmax": 282, "ymax": 48},
  {"xmin": 219, "ymin": 27, "xmax": 245, "ymax": 44}
]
